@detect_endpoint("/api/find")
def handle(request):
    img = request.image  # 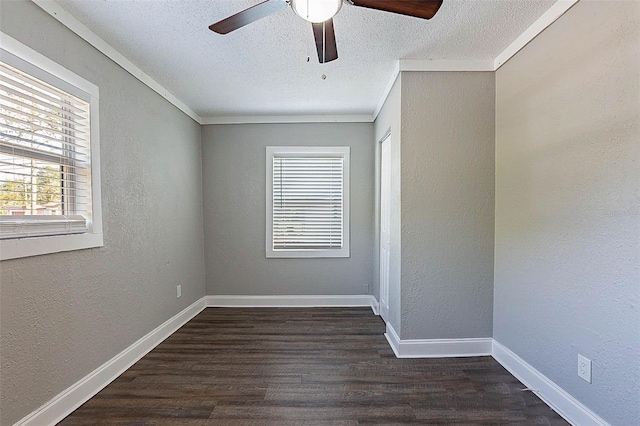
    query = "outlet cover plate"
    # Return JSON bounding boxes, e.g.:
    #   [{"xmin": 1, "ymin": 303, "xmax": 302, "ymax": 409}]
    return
[
  {"xmin": 578, "ymin": 354, "xmax": 592, "ymax": 383},
  {"xmin": 177, "ymin": 285, "xmax": 182, "ymax": 298}
]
